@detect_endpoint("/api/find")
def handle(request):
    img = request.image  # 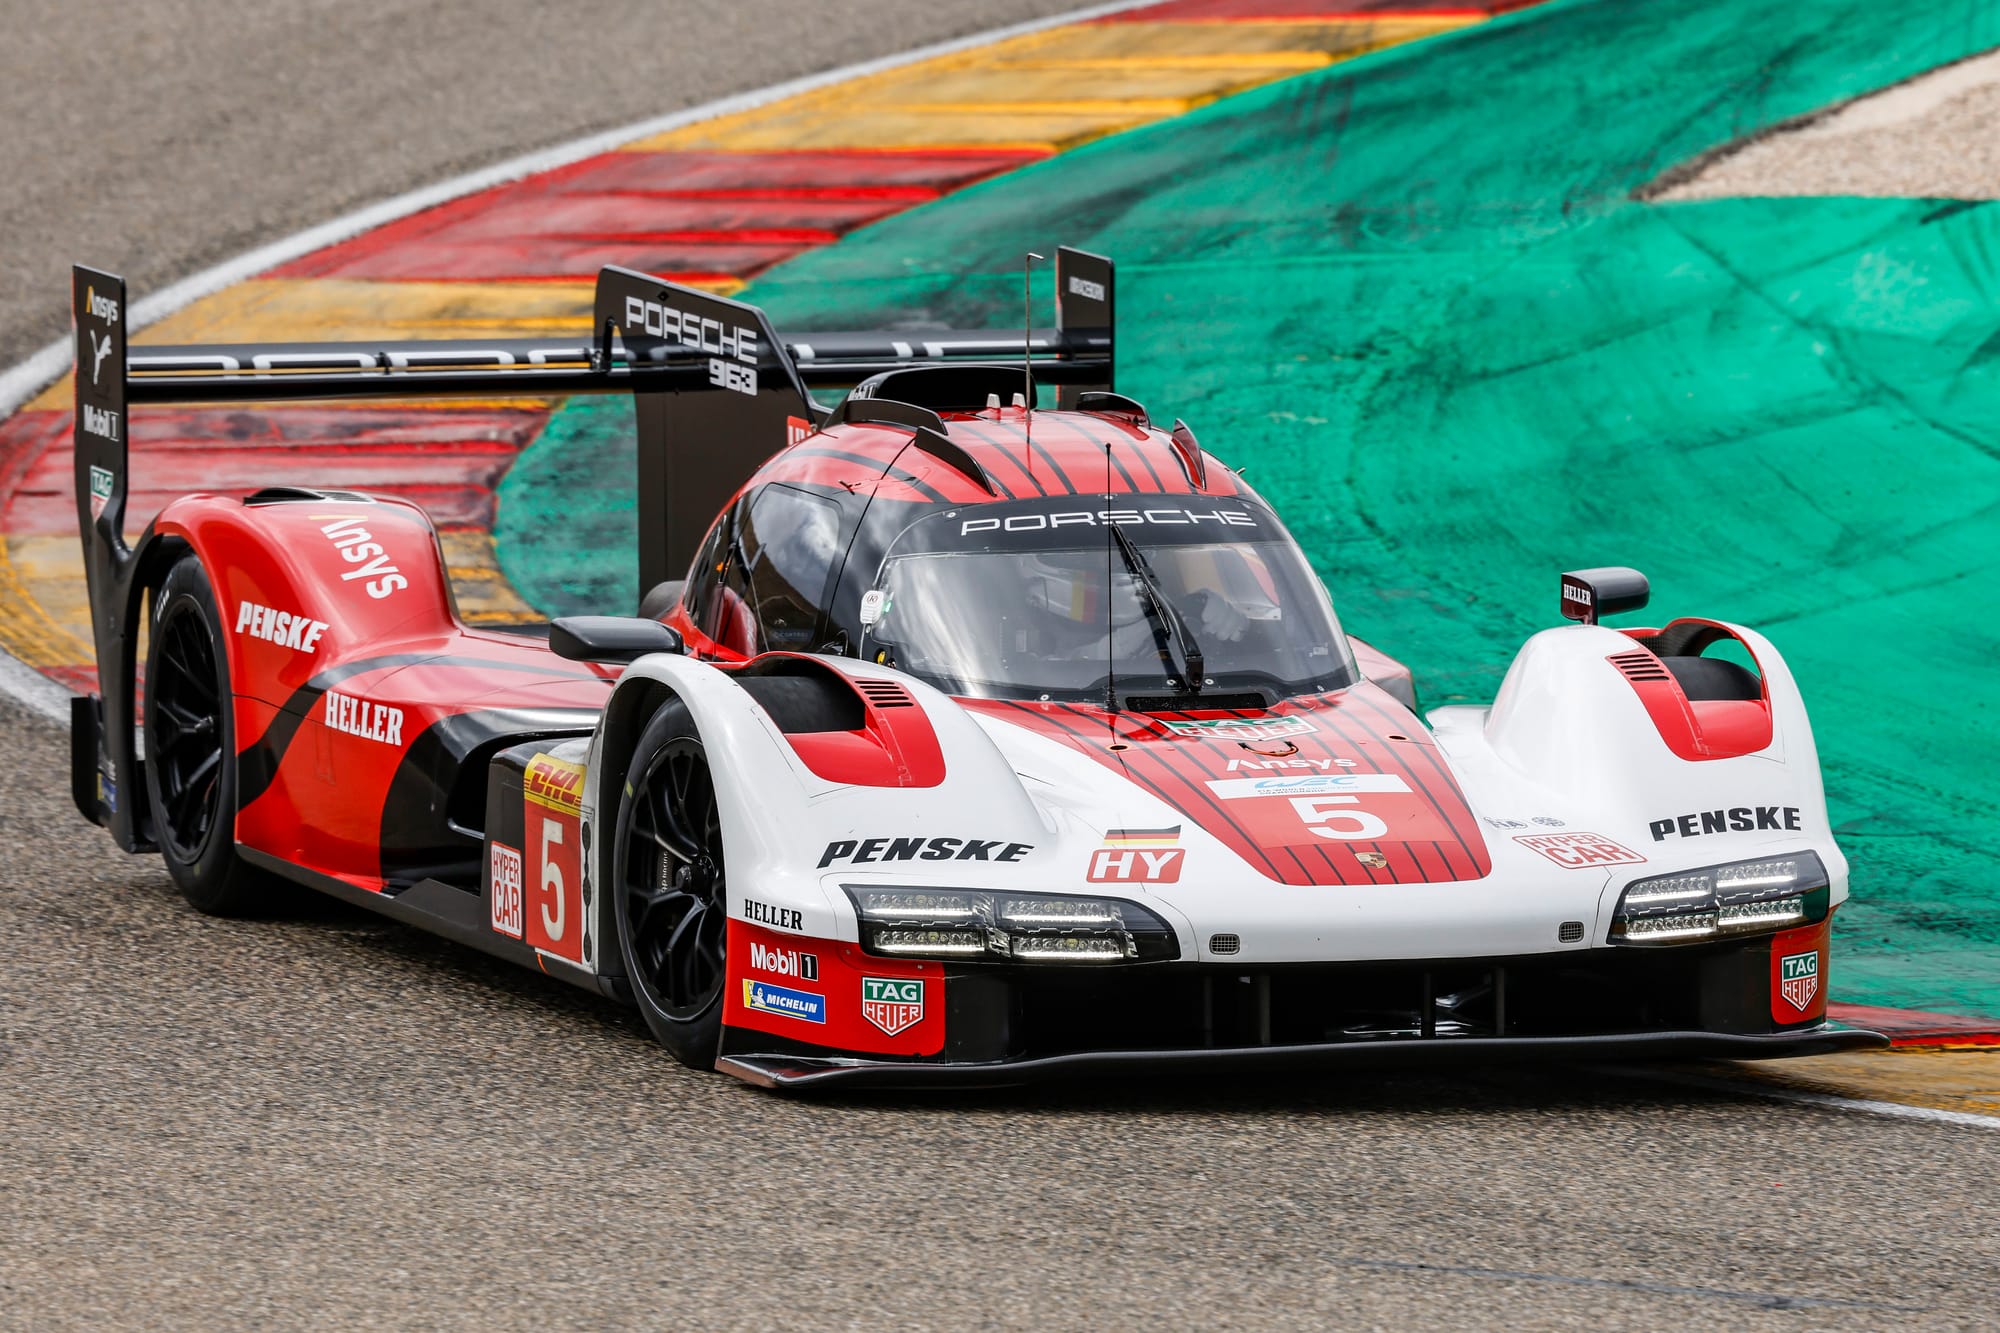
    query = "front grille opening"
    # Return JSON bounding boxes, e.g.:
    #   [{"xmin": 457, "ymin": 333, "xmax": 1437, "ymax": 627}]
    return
[
  {"xmin": 1208, "ymin": 933, "xmax": 1241, "ymax": 955},
  {"xmin": 1009, "ymin": 951, "xmax": 1733, "ymax": 1057},
  {"xmin": 1559, "ymin": 921, "xmax": 1586, "ymax": 943}
]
